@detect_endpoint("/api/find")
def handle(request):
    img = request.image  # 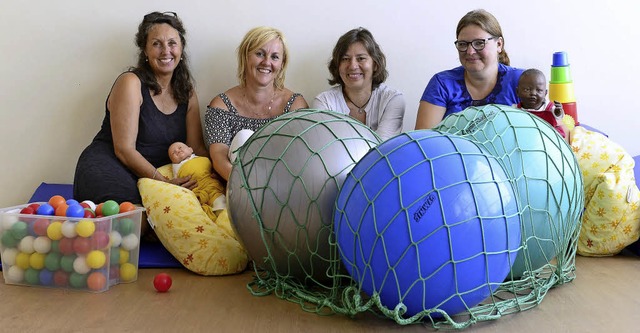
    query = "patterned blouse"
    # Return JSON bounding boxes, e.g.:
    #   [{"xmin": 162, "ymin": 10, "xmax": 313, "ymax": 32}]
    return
[{"xmin": 204, "ymin": 92, "xmax": 302, "ymax": 147}]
